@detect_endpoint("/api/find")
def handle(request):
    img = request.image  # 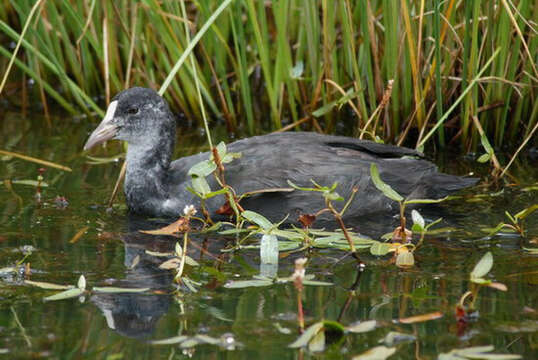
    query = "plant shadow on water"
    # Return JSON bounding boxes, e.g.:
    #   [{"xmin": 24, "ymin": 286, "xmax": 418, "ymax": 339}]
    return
[{"xmin": 0, "ymin": 112, "xmax": 537, "ymax": 359}]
